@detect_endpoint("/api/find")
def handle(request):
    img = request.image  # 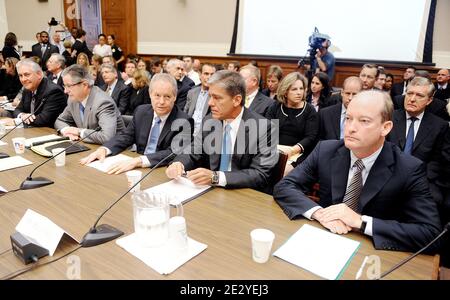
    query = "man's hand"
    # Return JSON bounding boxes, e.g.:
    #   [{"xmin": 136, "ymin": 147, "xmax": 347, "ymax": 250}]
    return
[
  {"xmin": 320, "ymin": 203, "xmax": 363, "ymax": 229},
  {"xmin": 106, "ymin": 157, "xmax": 141, "ymax": 175},
  {"xmin": 165, "ymin": 162, "xmax": 185, "ymax": 179},
  {"xmin": 312, "ymin": 208, "xmax": 352, "ymax": 234},
  {"xmin": 61, "ymin": 127, "xmax": 80, "ymax": 140},
  {"xmin": 80, "ymin": 147, "xmax": 107, "ymax": 165},
  {"xmin": 21, "ymin": 113, "xmax": 36, "ymax": 125},
  {"xmin": 186, "ymin": 168, "xmax": 214, "ymax": 186}
]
